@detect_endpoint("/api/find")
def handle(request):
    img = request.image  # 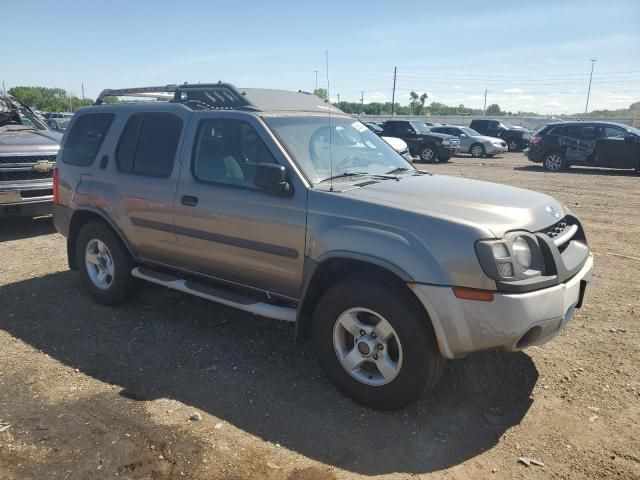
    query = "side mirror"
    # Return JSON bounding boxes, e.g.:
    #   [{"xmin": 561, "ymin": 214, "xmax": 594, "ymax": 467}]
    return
[
  {"xmin": 459, "ymin": 133, "xmax": 467, "ymax": 138},
  {"xmin": 624, "ymin": 134, "xmax": 638, "ymax": 143},
  {"xmin": 254, "ymin": 163, "xmax": 291, "ymax": 196}
]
